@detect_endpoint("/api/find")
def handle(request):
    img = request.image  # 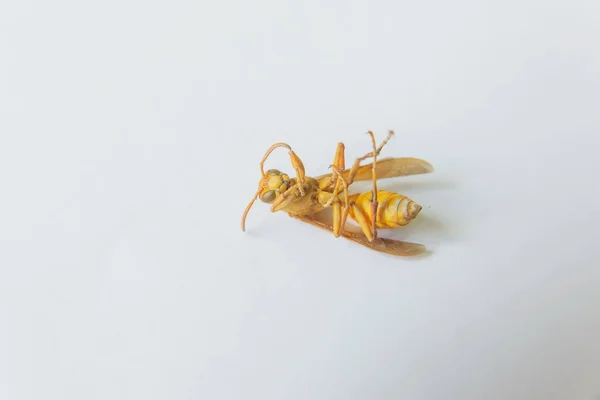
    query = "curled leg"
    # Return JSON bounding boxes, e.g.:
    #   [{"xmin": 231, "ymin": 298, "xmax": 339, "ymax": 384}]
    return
[
  {"xmin": 326, "ymin": 165, "xmax": 350, "ymax": 238},
  {"xmin": 271, "ymin": 184, "xmax": 299, "ymax": 212},
  {"xmin": 367, "ymin": 131, "xmax": 379, "ymax": 239},
  {"xmin": 332, "ymin": 201, "xmax": 342, "ymax": 237},
  {"xmin": 324, "ymin": 165, "xmax": 349, "ymax": 207},
  {"xmin": 346, "ymin": 130, "xmax": 394, "ymax": 240},
  {"xmin": 350, "ymin": 202, "xmax": 374, "ymax": 242},
  {"xmin": 346, "ymin": 130, "xmax": 394, "ymax": 185},
  {"xmin": 318, "ymin": 196, "xmax": 349, "ymax": 238},
  {"xmin": 319, "ymin": 142, "xmax": 346, "ymax": 191},
  {"xmin": 288, "ymin": 150, "xmax": 306, "ymax": 195}
]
